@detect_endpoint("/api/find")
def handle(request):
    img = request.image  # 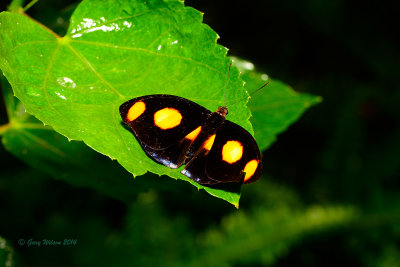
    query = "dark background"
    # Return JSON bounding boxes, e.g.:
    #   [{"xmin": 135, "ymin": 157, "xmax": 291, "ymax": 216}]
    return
[
  {"xmin": 189, "ymin": 1, "xmax": 400, "ymax": 265},
  {"xmin": 1, "ymin": 0, "xmax": 399, "ymax": 266}
]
